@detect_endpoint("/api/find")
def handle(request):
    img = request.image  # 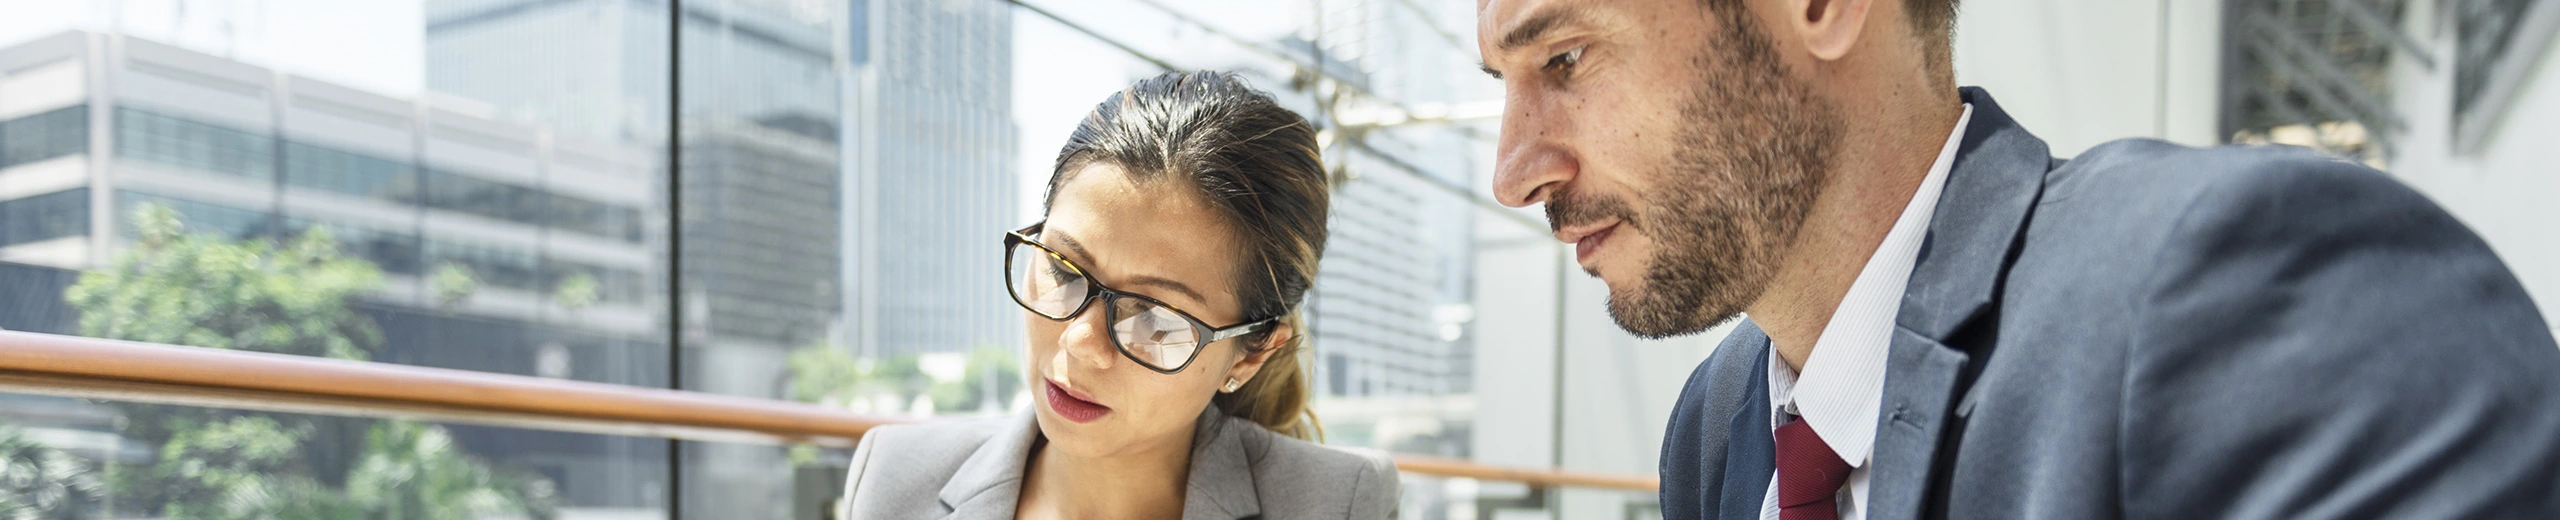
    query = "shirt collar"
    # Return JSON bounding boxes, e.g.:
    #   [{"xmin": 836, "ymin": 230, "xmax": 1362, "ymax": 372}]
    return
[{"xmin": 1769, "ymin": 102, "xmax": 1974, "ymax": 468}]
